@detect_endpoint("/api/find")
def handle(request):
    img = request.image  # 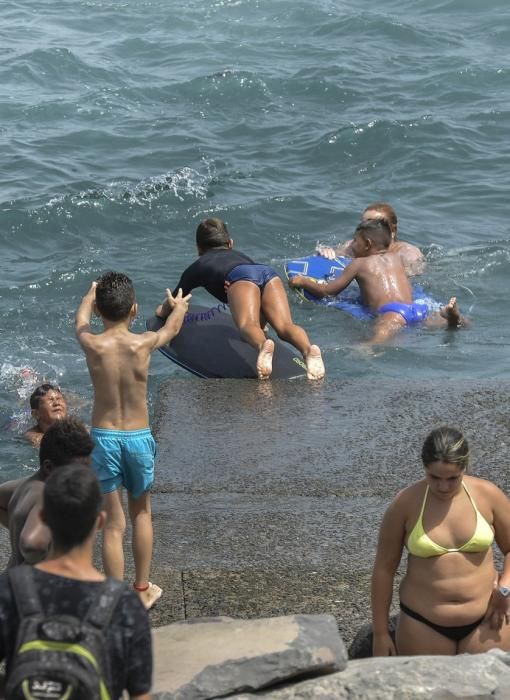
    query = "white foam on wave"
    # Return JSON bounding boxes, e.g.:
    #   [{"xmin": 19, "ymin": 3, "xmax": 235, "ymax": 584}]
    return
[{"xmin": 37, "ymin": 159, "xmax": 216, "ymax": 214}]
